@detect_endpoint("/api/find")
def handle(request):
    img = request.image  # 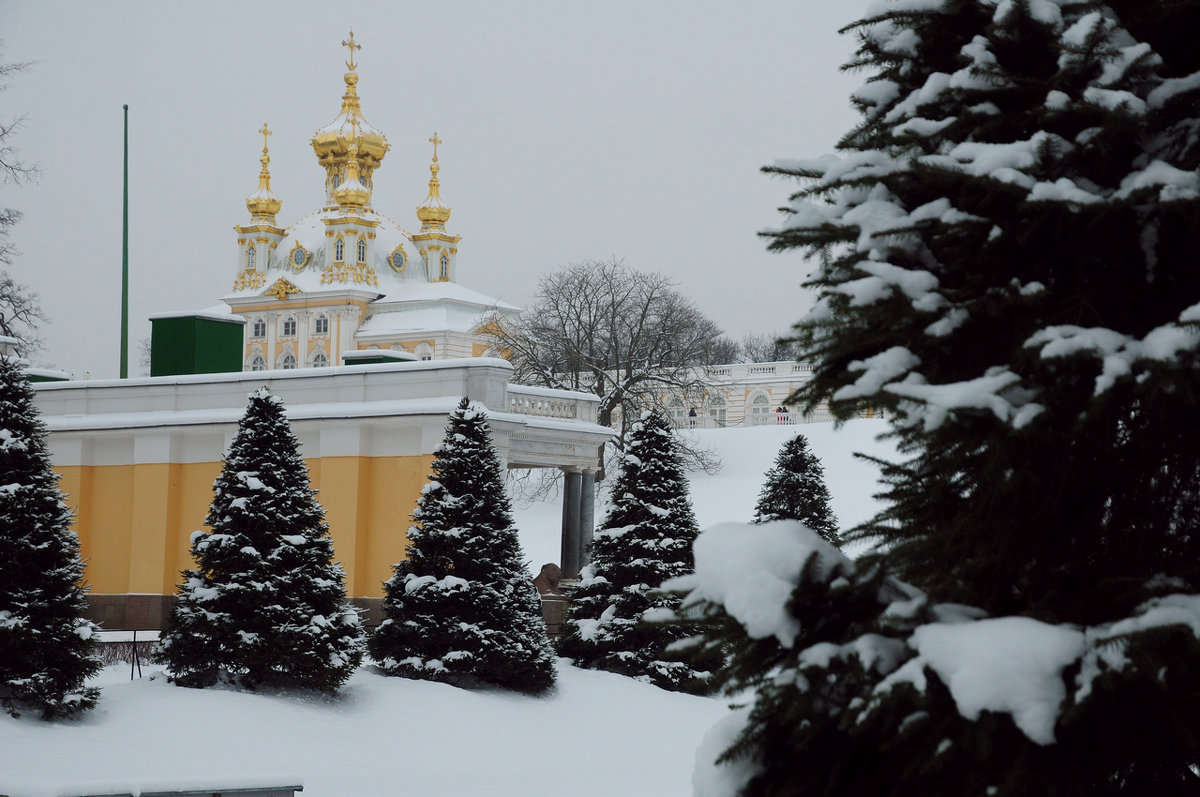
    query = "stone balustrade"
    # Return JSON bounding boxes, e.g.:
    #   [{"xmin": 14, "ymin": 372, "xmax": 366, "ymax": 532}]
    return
[{"xmin": 506, "ymin": 384, "xmax": 599, "ymax": 423}]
